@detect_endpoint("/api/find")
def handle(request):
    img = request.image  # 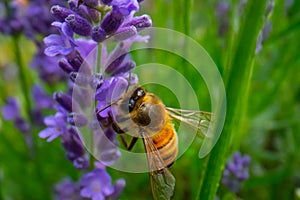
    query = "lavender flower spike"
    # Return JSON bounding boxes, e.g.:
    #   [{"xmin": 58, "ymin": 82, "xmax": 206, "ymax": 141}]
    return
[{"xmin": 222, "ymin": 152, "xmax": 251, "ymax": 193}]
